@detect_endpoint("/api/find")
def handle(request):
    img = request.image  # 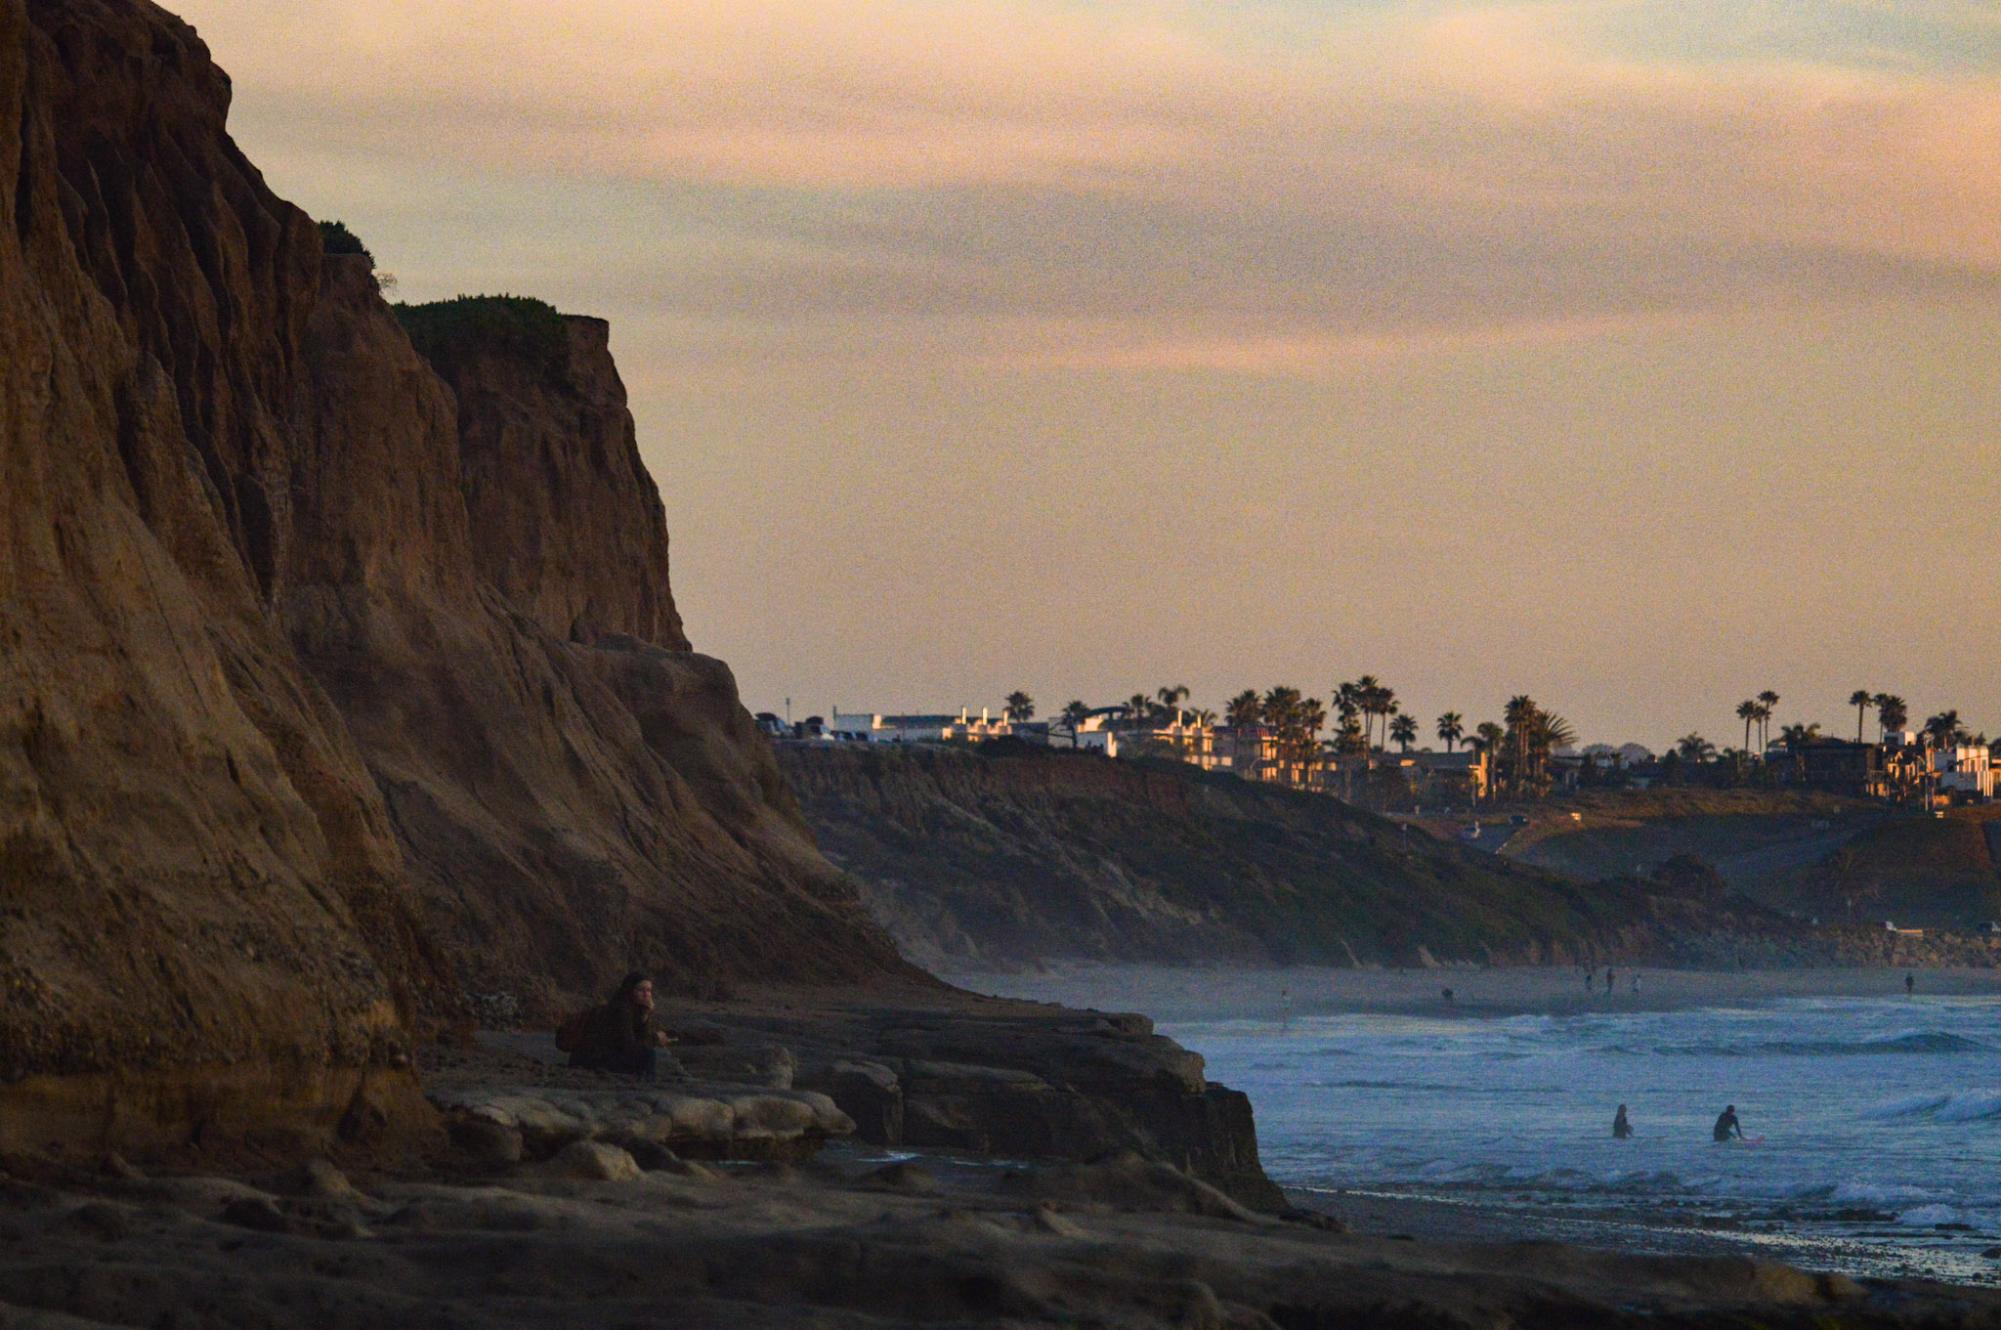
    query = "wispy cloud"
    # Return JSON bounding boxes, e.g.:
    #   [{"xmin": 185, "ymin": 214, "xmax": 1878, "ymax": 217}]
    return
[{"xmin": 184, "ymin": 0, "xmax": 2001, "ymax": 375}]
